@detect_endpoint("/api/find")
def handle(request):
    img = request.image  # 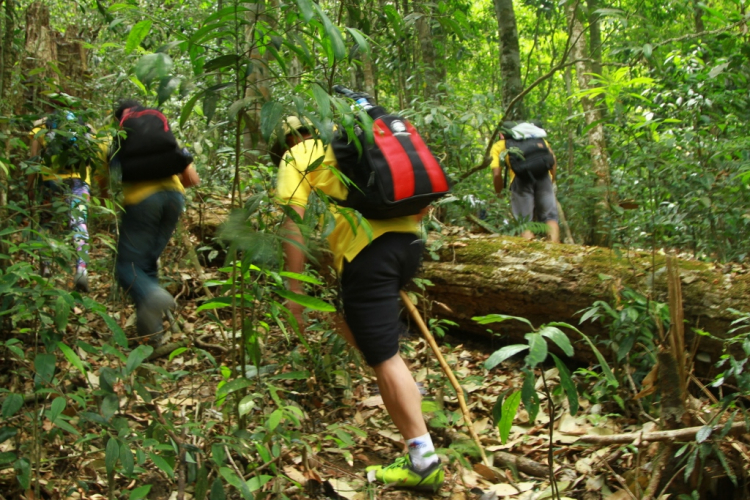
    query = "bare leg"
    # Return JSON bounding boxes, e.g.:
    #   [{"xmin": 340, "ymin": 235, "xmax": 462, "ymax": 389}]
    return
[
  {"xmin": 372, "ymin": 353, "xmax": 428, "ymax": 440},
  {"xmin": 521, "ymin": 229, "xmax": 535, "ymax": 240},
  {"xmin": 546, "ymin": 220, "xmax": 560, "ymax": 243},
  {"xmin": 333, "ymin": 314, "xmax": 359, "ymax": 350}
]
